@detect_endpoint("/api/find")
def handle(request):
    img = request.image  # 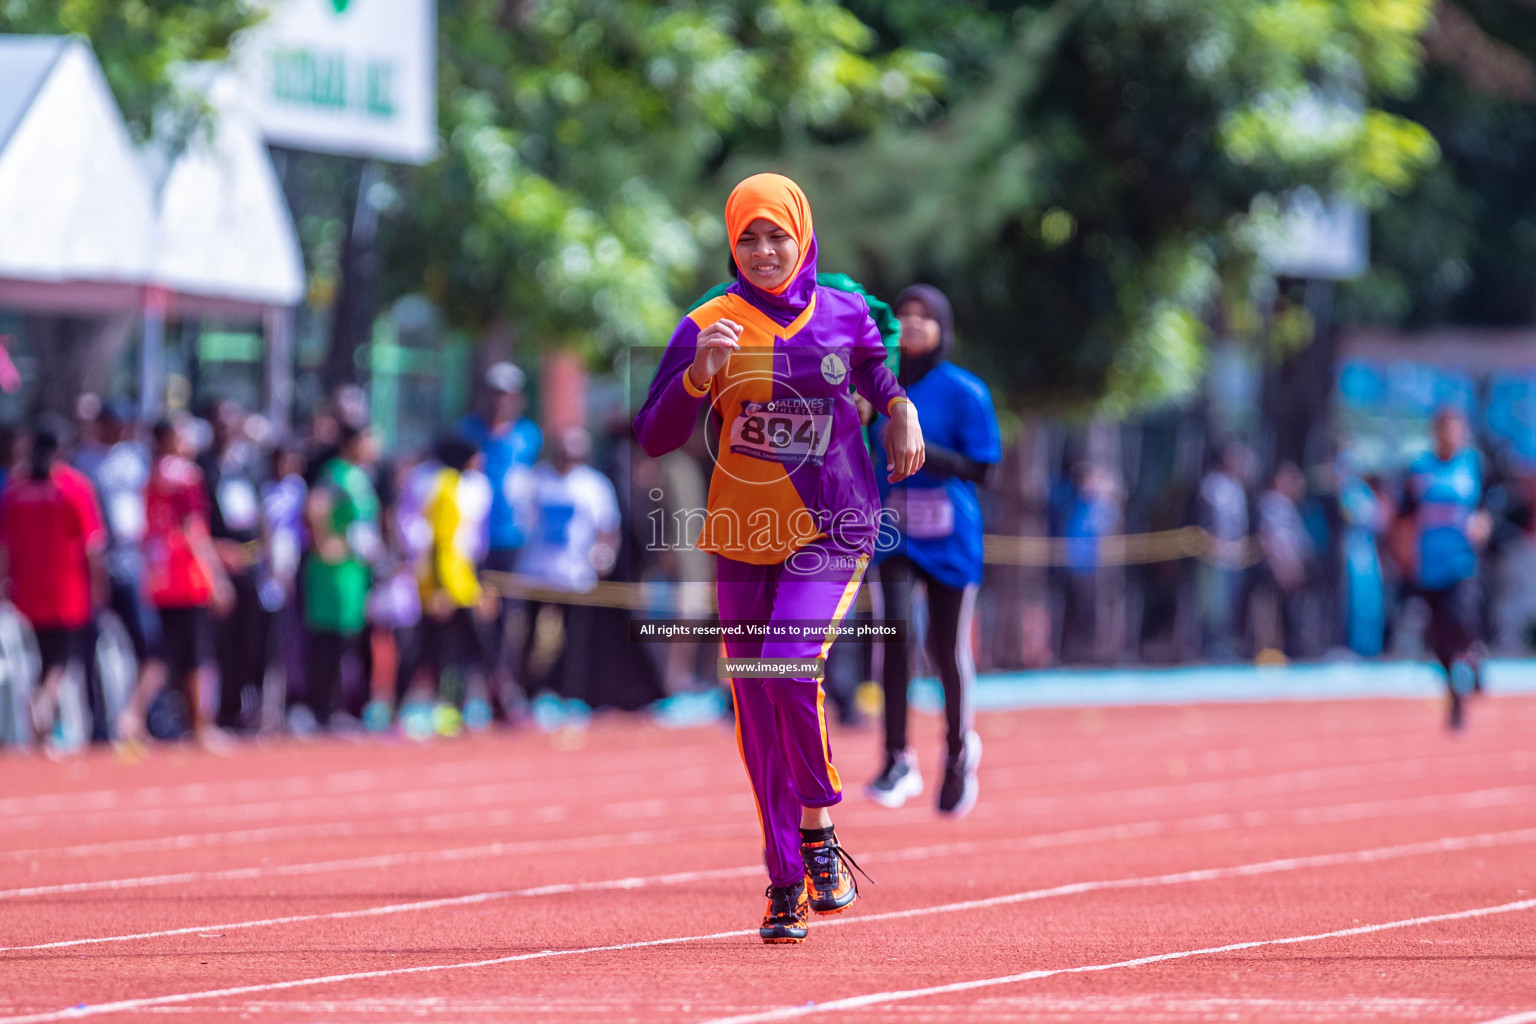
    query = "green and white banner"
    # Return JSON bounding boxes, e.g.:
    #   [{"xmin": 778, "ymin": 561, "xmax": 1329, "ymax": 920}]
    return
[{"xmin": 236, "ymin": 0, "xmax": 436, "ymax": 164}]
